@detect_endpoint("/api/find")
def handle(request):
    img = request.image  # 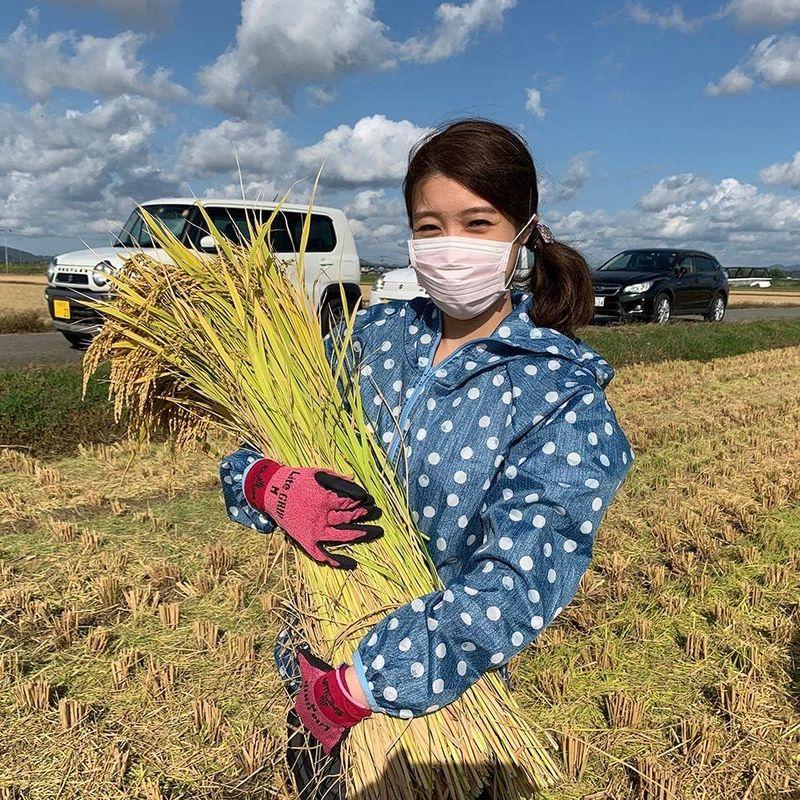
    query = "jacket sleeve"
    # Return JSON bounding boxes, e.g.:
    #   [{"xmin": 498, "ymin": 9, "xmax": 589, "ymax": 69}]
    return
[
  {"xmin": 218, "ymin": 317, "xmax": 352, "ymax": 532},
  {"xmin": 350, "ymin": 385, "xmax": 635, "ymax": 718},
  {"xmin": 220, "ymin": 445, "xmax": 280, "ymax": 533}
]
